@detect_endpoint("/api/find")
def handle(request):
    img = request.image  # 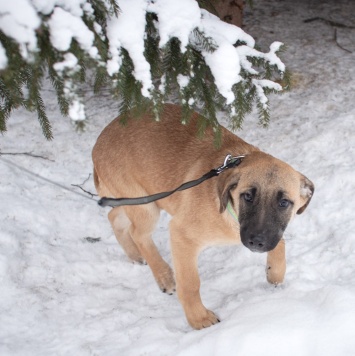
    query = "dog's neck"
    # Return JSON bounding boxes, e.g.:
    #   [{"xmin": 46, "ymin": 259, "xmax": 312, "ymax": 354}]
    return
[{"xmin": 226, "ymin": 201, "xmax": 239, "ymax": 223}]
